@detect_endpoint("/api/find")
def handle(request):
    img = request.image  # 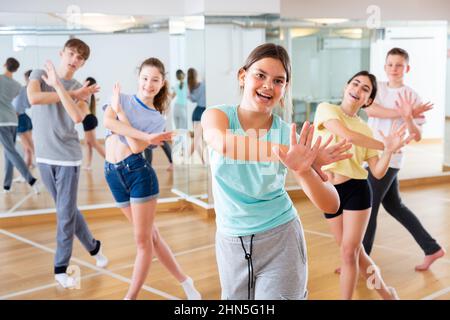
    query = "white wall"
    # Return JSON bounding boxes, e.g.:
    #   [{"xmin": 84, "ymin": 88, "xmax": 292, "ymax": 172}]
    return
[
  {"xmin": 370, "ymin": 24, "xmax": 448, "ymax": 139},
  {"xmin": 0, "ymin": 0, "xmax": 186, "ymax": 16},
  {"xmin": 446, "ymin": 36, "xmax": 450, "ymax": 117},
  {"xmin": 281, "ymin": 0, "xmax": 450, "ymax": 20},
  {"xmin": 204, "ymin": 24, "xmax": 266, "ymax": 107},
  {"xmin": 0, "ymin": 32, "xmax": 170, "ymax": 139}
]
